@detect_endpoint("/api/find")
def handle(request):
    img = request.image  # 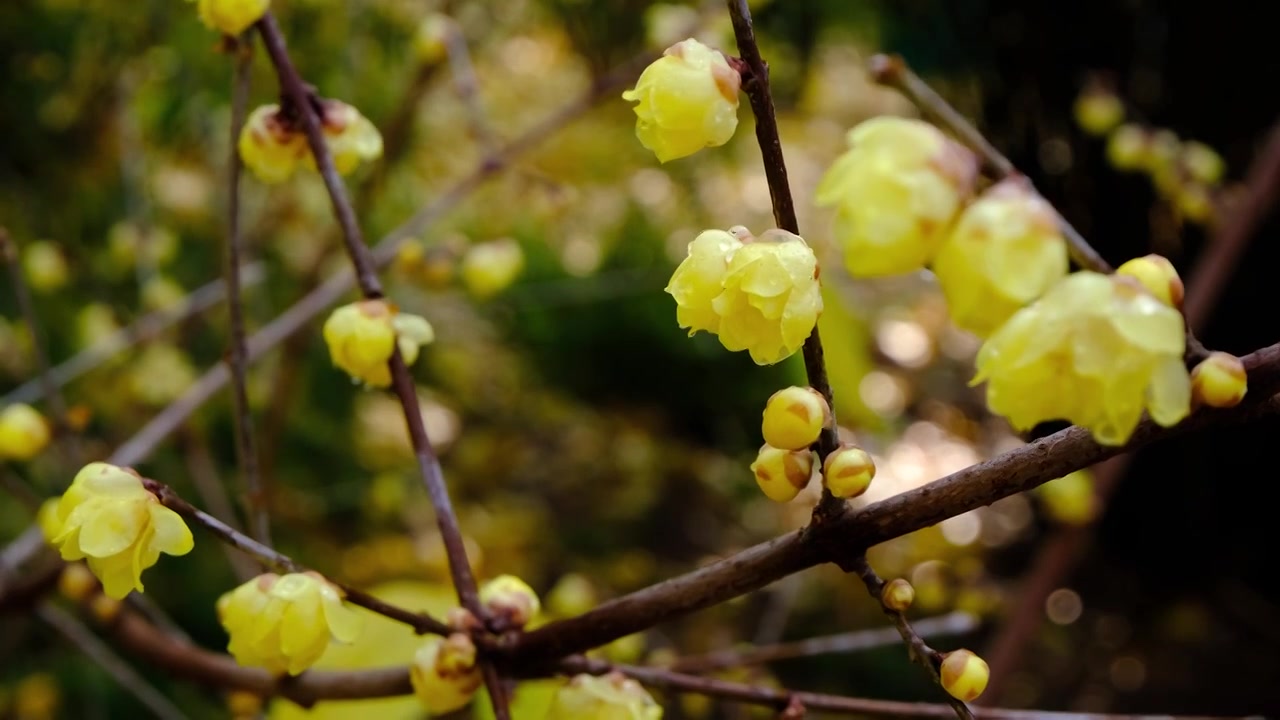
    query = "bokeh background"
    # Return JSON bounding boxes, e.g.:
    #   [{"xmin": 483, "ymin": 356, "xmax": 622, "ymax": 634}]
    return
[{"xmin": 2, "ymin": 0, "xmax": 1278, "ymax": 718}]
